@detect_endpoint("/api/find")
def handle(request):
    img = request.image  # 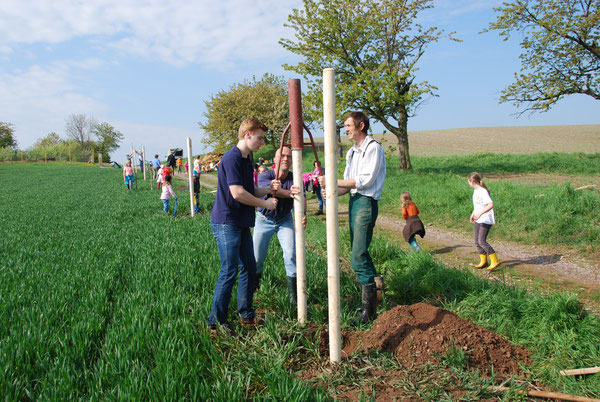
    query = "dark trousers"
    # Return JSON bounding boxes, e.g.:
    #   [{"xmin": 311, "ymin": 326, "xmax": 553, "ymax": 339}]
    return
[{"xmin": 473, "ymin": 222, "xmax": 495, "ymax": 254}]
